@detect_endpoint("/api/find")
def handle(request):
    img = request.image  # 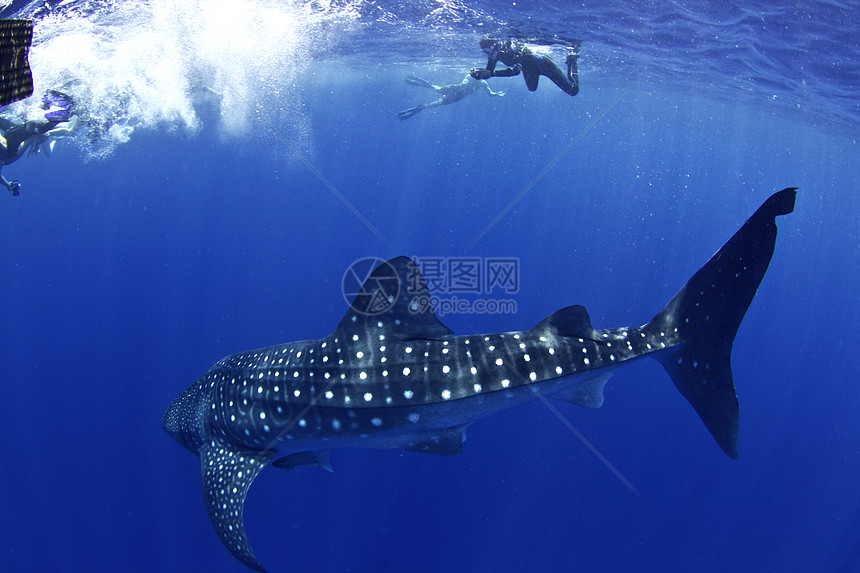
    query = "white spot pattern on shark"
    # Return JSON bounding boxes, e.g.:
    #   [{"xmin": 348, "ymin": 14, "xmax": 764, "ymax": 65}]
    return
[{"xmin": 162, "ymin": 189, "xmax": 797, "ymax": 573}]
